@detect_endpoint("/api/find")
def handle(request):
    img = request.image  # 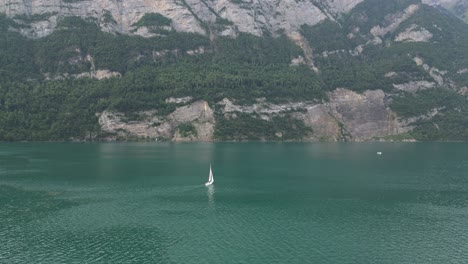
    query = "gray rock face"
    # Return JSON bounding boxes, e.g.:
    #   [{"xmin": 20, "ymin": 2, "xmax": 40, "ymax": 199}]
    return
[
  {"xmin": 315, "ymin": 0, "xmax": 364, "ymax": 14},
  {"xmin": 288, "ymin": 31, "xmax": 319, "ymax": 72},
  {"xmin": 413, "ymin": 56, "xmax": 447, "ymax": 86},
  {"xmin": 217, "ymin": 89, "xmax": 408, "ymax": 141},
  {"xmin": 0, "ymin": 0, "xmax": 366, "ymax": 38},
  {"xmin": 393, "ymin": 81, "xmax": 436, "ymax": 93},
  {"xmin": 395, "ymin": 24, "xmax": 433, "ymax": 42},
  {"xmin": 219, "ymin": 98, "xmax": 310, "ymax": 116},
  {"xmin": 169, "ymin": 101, "xmax": 215, "ymax": 141},
  {"xmin": 370, "ymin": 4, "xmax": 420, "ymax": 38},
  {"xmin": 98, "ymin": 100, "xmax": 215, "ymax": 141},
  {"xmin": 74, "ymin": 70, "xmax": 121, "ymax": 80},
  {"xmin": 98, "ymin": 110, "xmax": 169, "ymax": 140},
  {"xmin": 97, "ymin": 88, "xmax": 409, "ymax": 142},
  {"xmin": 458, "ymin": 69, "xmax": 468, "ymax": 74},
  {"xmin": 4, "ymin": 0, "xmax": 207, "ymax": 36},
  {"xmin": 165, "ymin": 97, "xmax": 193, "ymax": 104},
  {"xmin": 327, "ymin": 89, "xmax": 406, "ymax": 141},
  {"xmin": 293, "ymin": 104, "xmax": 341, "ymax": 141}
]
